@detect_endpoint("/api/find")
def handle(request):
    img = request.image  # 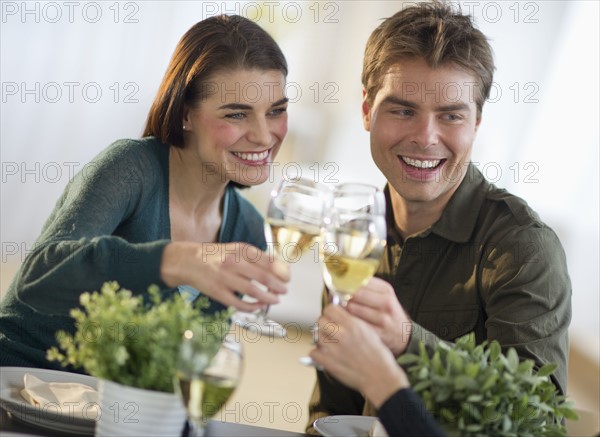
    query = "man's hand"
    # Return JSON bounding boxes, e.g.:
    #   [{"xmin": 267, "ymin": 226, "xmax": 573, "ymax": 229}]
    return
[{"xmin": 345, "ymin": 277, "xmax": 412, "ymax": 356}]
